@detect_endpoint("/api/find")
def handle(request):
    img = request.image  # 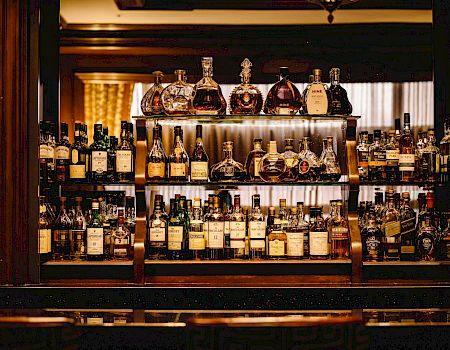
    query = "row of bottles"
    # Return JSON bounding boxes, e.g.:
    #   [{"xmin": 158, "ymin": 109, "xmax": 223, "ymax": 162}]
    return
[
  {"xmin": 39, "ymin": 120, "xmax": 135, "ymax": 184},
  {"xmin": 147, "ymin": 193, "xmax": 350, "ymax": 260},
  {"xmin": 141, "ymin": 57, "xmax": 352, "ymax": 116},
  {"xmin": 357, "ymin": 113, "xmax": 442, "ymax": 182},
  {"xmin": 147, "ymin": 124, "xmax": 341, "ymax": 183},
  {"xmin": 39, "ymin": 193, "xmax": 135, "ymax": 261},
  {"xmin": 359, "ymin": 189, "xmax": 450, "ymax": 262}
]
